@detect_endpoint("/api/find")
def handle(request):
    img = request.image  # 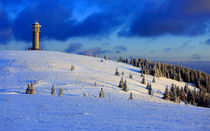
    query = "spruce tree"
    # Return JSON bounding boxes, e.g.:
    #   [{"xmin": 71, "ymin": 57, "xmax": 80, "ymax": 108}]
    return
[
  {"xmin": 148, "ymin": 83, "xmax": 152, "ymax": 96},
  {"xmin": 26, "ymin": 83, "xmax": 31, "ymax": 94},
  {"xmin": 129, "ymin": 92, "xmax": 134, "ymax": 100},
  {"xmin": 51, "ymin": 84, "xmax": 56, "ymax": 95},
  {"xmin": 152, "ymin": 77, "xmax": 156, "ymax": 83},
  {"xmin": 180, "ymin": 87, "xmax": 186, "ymax": 101},
  {"xmin": 187, "ymin": 90, "xmax": 192, "ymax": 103},
  {"xmin": 123, "ymin": 80, "xmax": 128, "ymax": 91},
  {"xmin": 59, "ymin": 88, "xmax": 64, "ymax": 96},
  {"xmin": 71, "ymin": 65, "xmax": 75, "ymax": 71},
  {"xmin": 184, "ymin": 84, "xmax": 189, "ymax": 93},
  {"xmin": 99, "ymin": 88, "xmax": 105, "ymax": 98},
  {"xmin": 163, "ymin": 86, "xmax": 170, "ymax": 100},
  {"xmin": 115, "ymin": 68, "xmax": 120, "ymax": 76},
  {"xmin": 26, "ymin": 82, "xmax": 35, "ymax": 94},
  {"xmin": 104, "ymin": 56, "xmax": 108, "ymax": 61},
  {"xmin": 129, "ymin": 73, "xmax": 133, "ymax": 79},
  {"xmin": 142, "ymin": 76, "xmax": 146, "ymax": 84},
  {"xmin": 119, "ymin": 77, "xmax": 124, "ymax": 88}
]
